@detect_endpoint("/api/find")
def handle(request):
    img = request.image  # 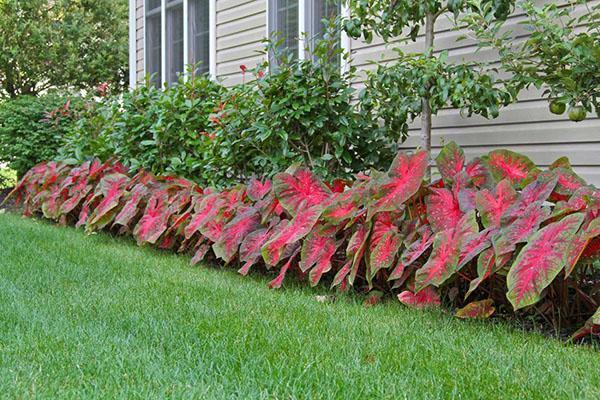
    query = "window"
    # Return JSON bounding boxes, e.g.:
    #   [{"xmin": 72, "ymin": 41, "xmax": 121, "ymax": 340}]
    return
[
  {"xmin": 306, "ymin": 0, "xmax": 341, "ymax": 53},
  {"xmin": 144, "ymin": 0, "xmax": 212, "ymax": 87},
  {"xmin": 268, "ymin": 0, "xmax": 300, "ymax": 61},
  {"xmin": 145, "ymin": 0, "xmax": 162, "ymax": 87},
  {"xmin": 166, "ymin": 0, "xmax": 184, "ymax": 86},
  {"xmin": 189, "ymin": 0, "xmax": 210, "ymax": 75},
  {"xmin": 268, "ymin": 0, "xmax": 340, "ymax": 63}
]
